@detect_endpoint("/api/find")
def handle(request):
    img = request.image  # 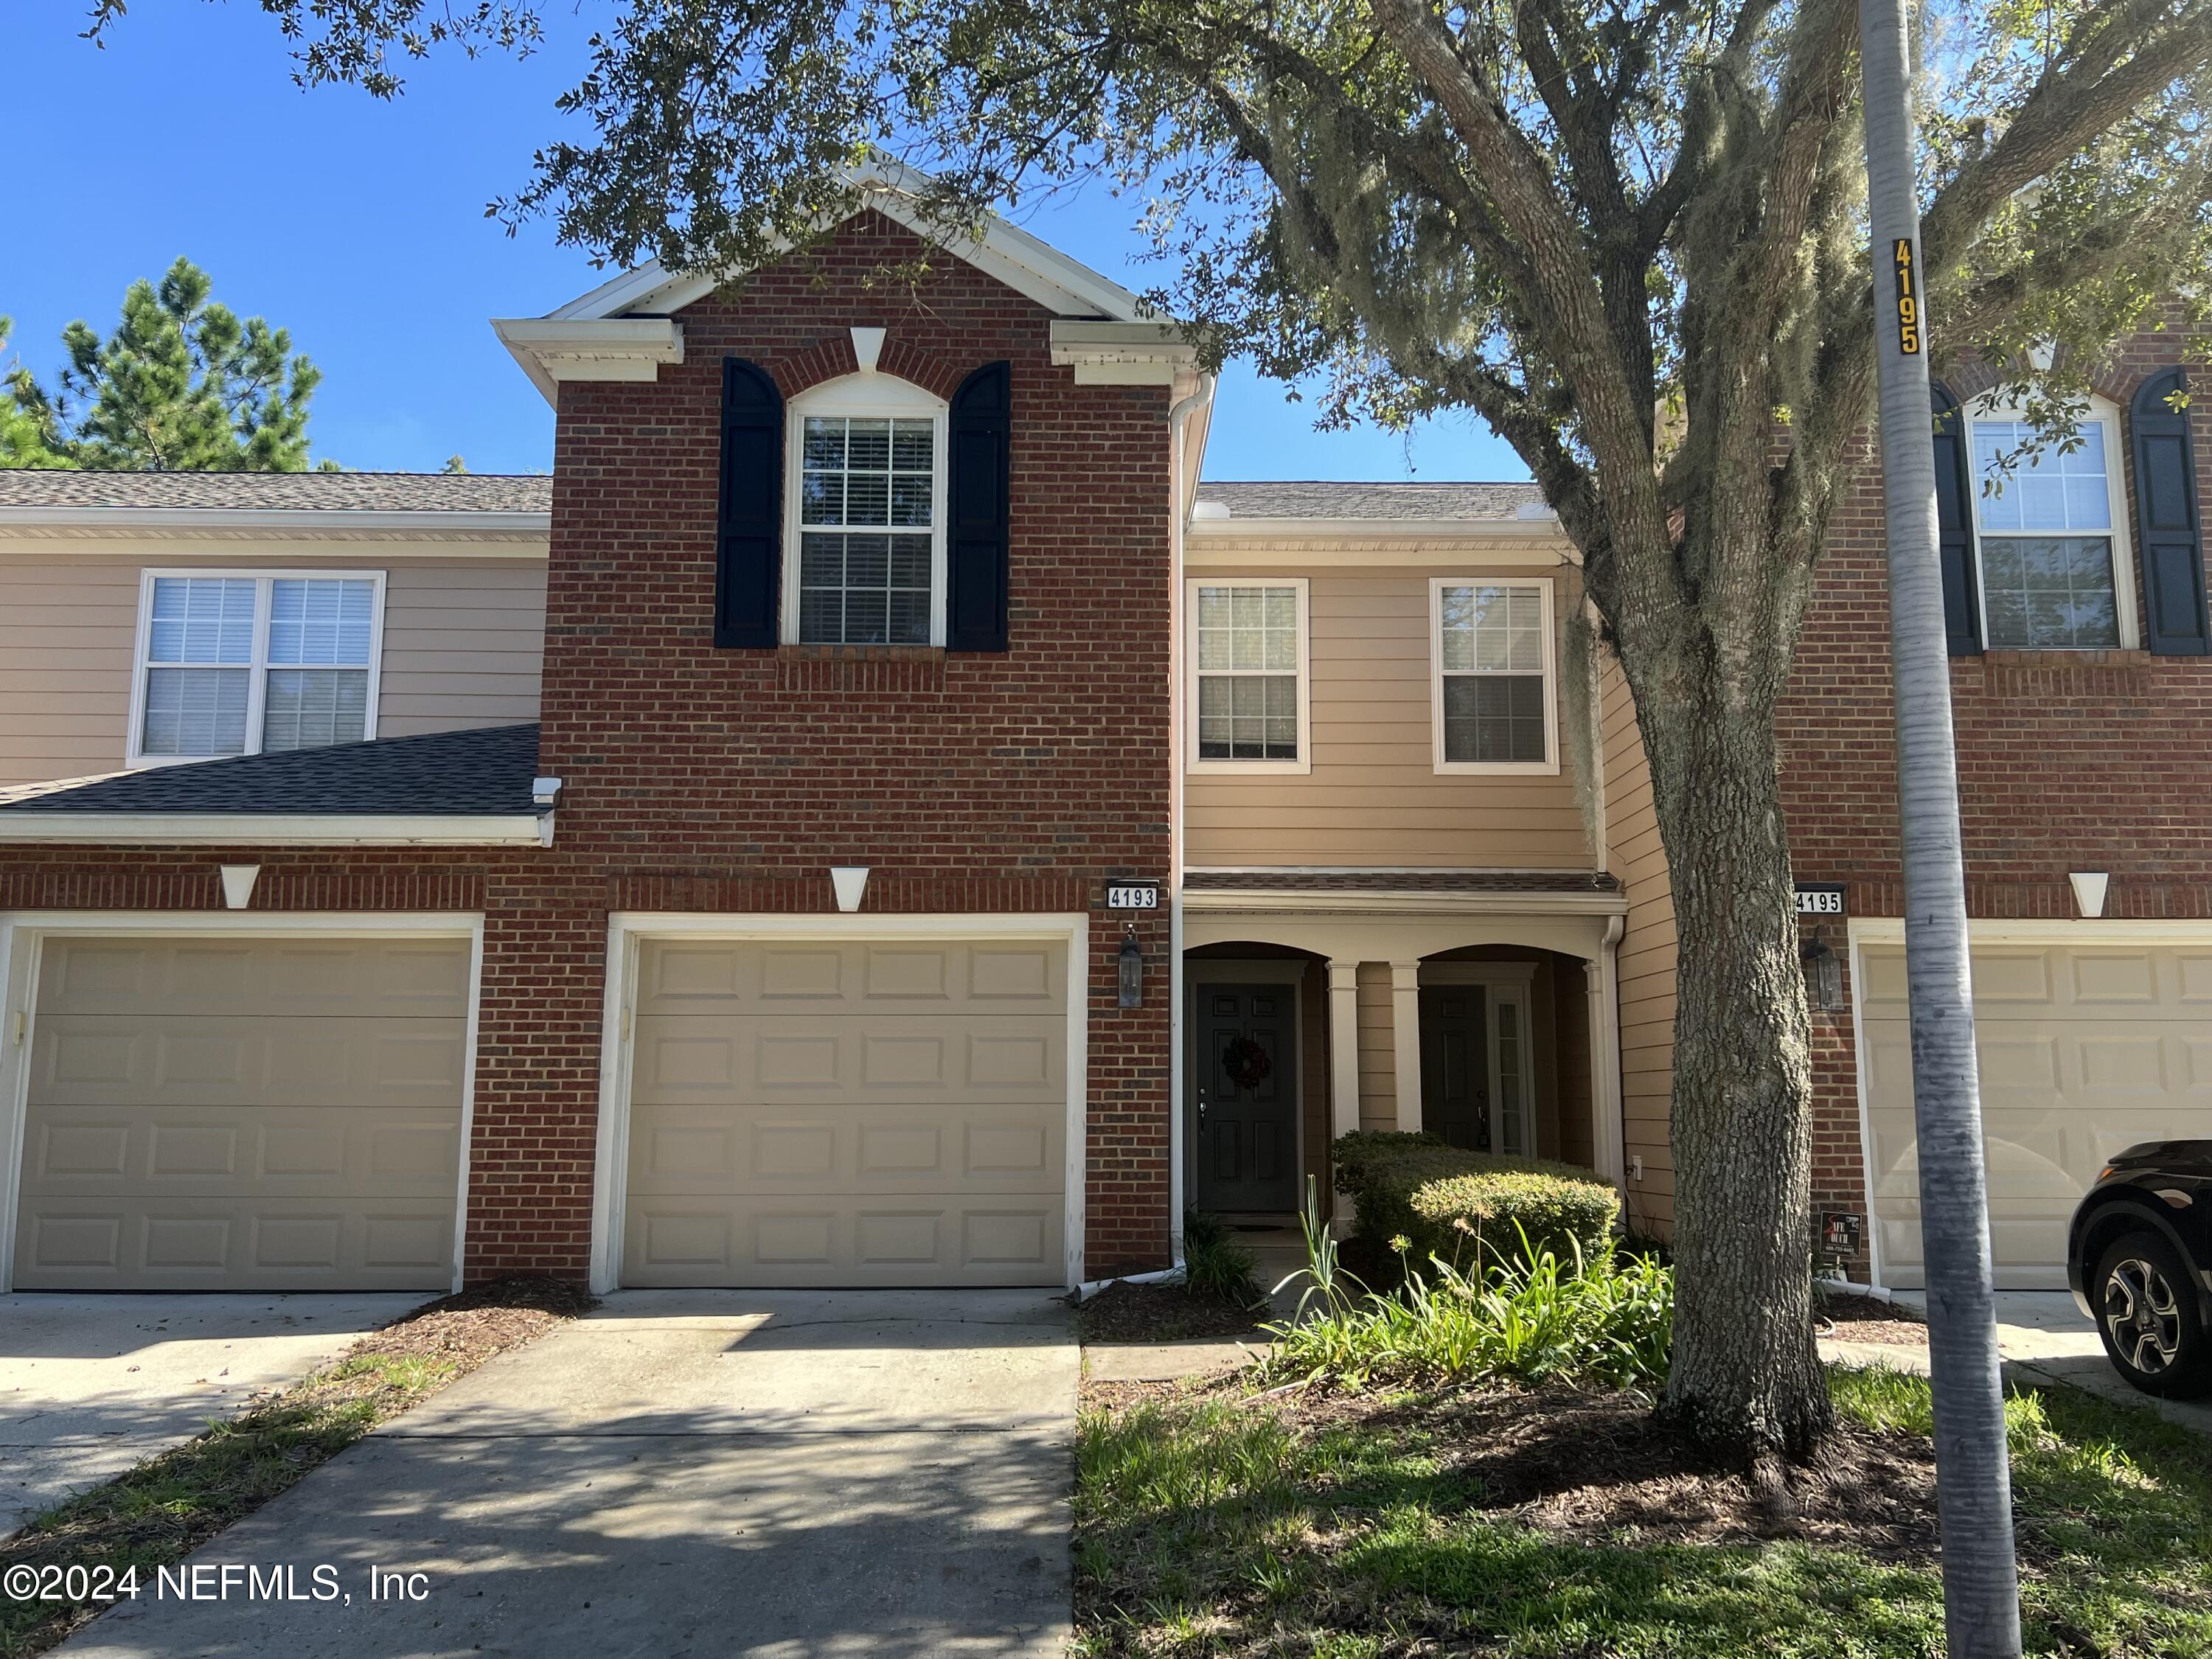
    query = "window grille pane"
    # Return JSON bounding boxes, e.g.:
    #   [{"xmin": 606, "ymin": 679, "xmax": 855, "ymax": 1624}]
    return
[
  {"xmin": 147, "ymin": 577, "xmax": 256, "ymax": 664},
  {"xmin": 268, "ymin": 579, "xmax": 375, "ymax": 667},
  {"xmin": 1972, "ymin": 420, "xmax": 2112, "ymax": 532},
  {"xmin": 262, "ymin": 668, "xmax": 369, "ymax": 751},
  {"xmin": 1979, "ymin": 536, "xmax": 2120, "ymax": 649},
  {"xmin": 796, "ymin": 414, "xmax": 937, "ymax": 642},
  {"xmin": 1443, "ymin": 673, "xmax": 1547, "ymax": 763},
  {"xmin": 1496, "ymin": 1001, "xmax": 1524, "ymax": 1155},
  {"xmin": 142, "ymin": 667, "xmax": 250, "ymax": 756}
]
